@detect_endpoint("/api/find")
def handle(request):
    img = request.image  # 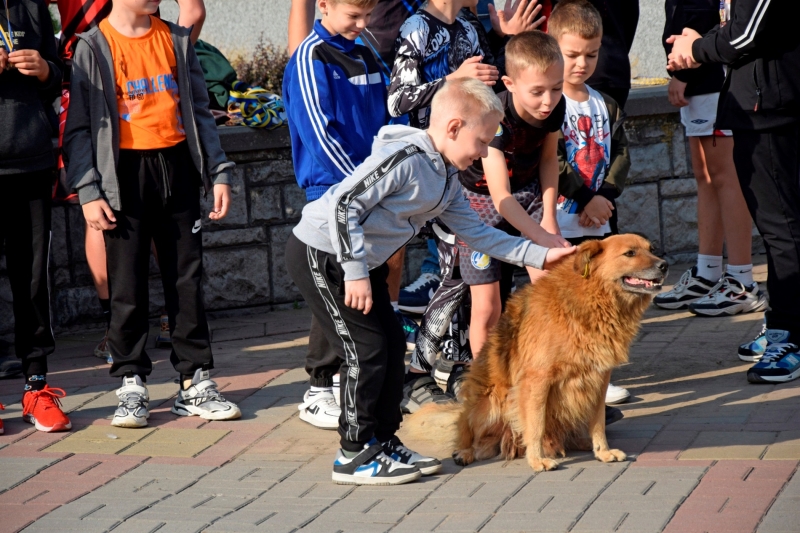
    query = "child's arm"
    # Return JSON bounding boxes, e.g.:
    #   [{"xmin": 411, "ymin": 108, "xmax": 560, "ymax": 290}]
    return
[
  {"xmin": 483, "ymin": 147, "xmax": 569, "ymax": 249},
  {"xmin": 603, "ymin": 104, "xmax": 631, "ymax": 201},
  {"xmin": 7, "ymin": 0, "xmax": 62, "ymax": 94},
  {"xmin": 539, "ymin": 131, "xmax": 564, "ymax": 237},
  {"xmin": 176, "ymin": 0, "xmax": 207, "ymax": 44}
]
